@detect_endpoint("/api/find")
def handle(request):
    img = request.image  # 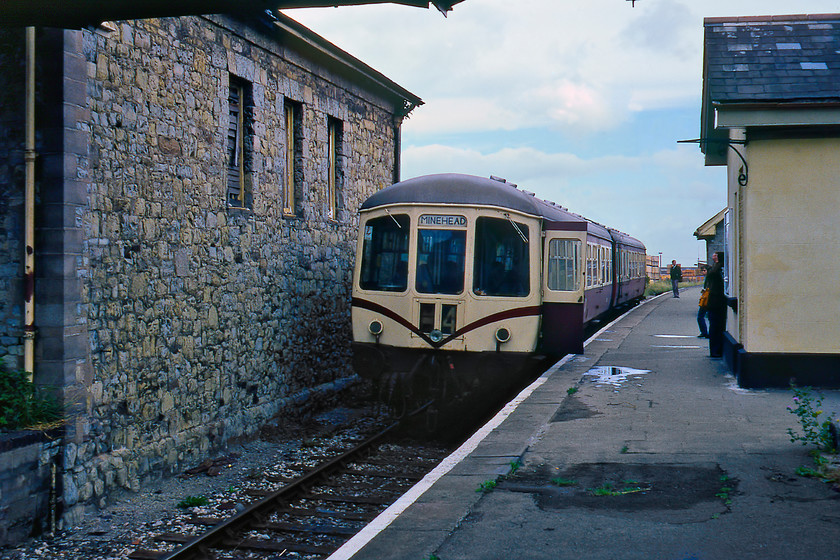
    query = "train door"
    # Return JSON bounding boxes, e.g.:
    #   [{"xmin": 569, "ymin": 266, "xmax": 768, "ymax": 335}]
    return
[
  {"xmin": 411, "ymin": 213, "xmax": 468, "ymax": 348},
  {"xmin": 541, "ymin": 231, "xmax": 585, "ymax": 355}
]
